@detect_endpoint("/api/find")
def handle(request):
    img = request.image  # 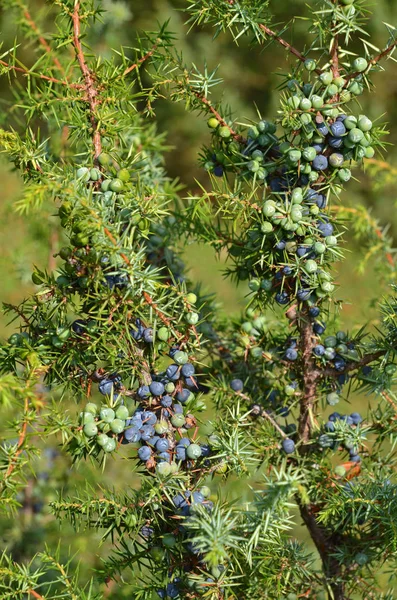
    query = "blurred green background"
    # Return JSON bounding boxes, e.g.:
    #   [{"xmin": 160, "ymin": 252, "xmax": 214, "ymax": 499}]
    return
[{"xmin": 1, "ymin": 0, "xmax": 397, "ymax": 596}]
